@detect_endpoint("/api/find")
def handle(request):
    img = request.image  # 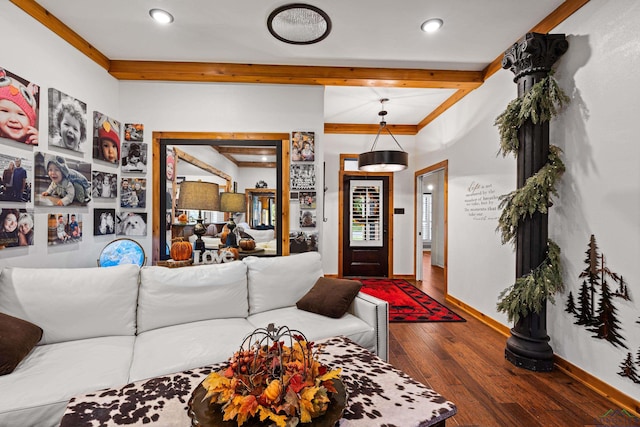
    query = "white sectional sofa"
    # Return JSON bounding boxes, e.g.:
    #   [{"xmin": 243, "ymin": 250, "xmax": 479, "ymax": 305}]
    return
[{"xmin": 0, "ymin": 252, "xmax": 388, "ymax": 427}]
